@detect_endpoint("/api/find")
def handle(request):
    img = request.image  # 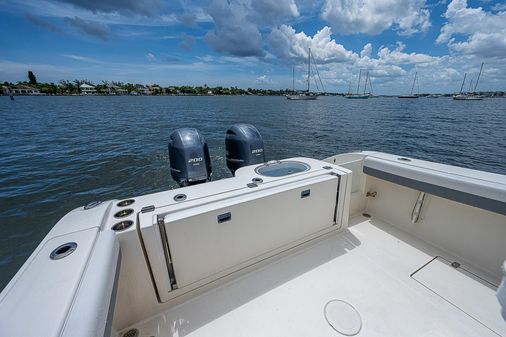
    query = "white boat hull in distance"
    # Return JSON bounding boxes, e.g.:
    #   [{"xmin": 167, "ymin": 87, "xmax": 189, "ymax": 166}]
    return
[
  {"xmin": 286, "ymin": 93, "xmax": 318, "ymax": 100},
  {"xmin": 344, "ymin": 94, "xmax": 369, "ymax": 99},
  {"xmin": 453, "ymin": 94, "xmax": 483, "ymax": 100}
]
